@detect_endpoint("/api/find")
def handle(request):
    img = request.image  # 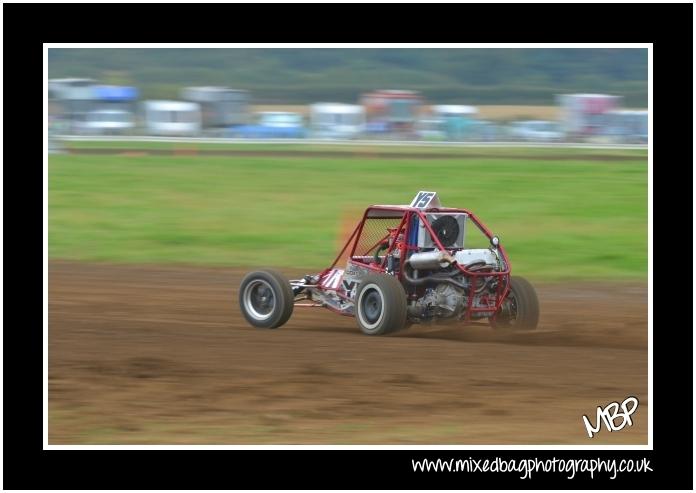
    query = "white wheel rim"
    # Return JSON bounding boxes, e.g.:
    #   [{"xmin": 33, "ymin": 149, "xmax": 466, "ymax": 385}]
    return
[
  {"xmin": 357, "ymin": 283, "xmax": 385, "ymax": 331},
  {"xmin": 243, "ymin": 279, "xmax": 275, "ymax": 321}
]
